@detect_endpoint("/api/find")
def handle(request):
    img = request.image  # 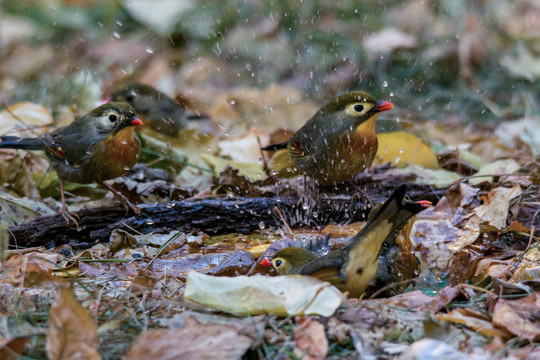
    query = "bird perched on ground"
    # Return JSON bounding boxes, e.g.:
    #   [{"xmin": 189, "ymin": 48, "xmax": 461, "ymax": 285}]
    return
[
  {"xmin": 260, "ymin": 186, "xmax": 430, "ymax": 297},
  {"xmin": 111, "ymin": 83, "xmax": 204, "ymax": 137},
  {"xmin": 262, "ymin": 91, "xmax": 393, "ymax": 185},
  {"xmin": 0, "ymin": 102, "xmax": 143, "ymax": 227}
]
